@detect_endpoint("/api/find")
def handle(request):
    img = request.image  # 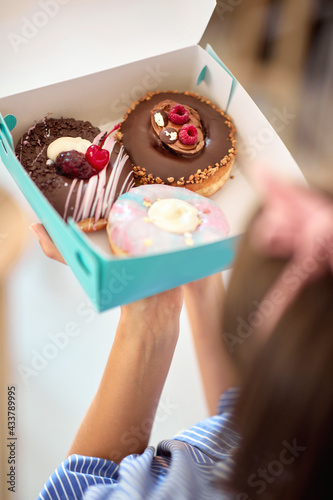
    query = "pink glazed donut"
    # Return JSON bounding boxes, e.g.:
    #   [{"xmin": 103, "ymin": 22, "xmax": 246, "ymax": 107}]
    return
[{"xmin": 107, "ymin": 184, "xmax": 230, "ymax": 256}]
